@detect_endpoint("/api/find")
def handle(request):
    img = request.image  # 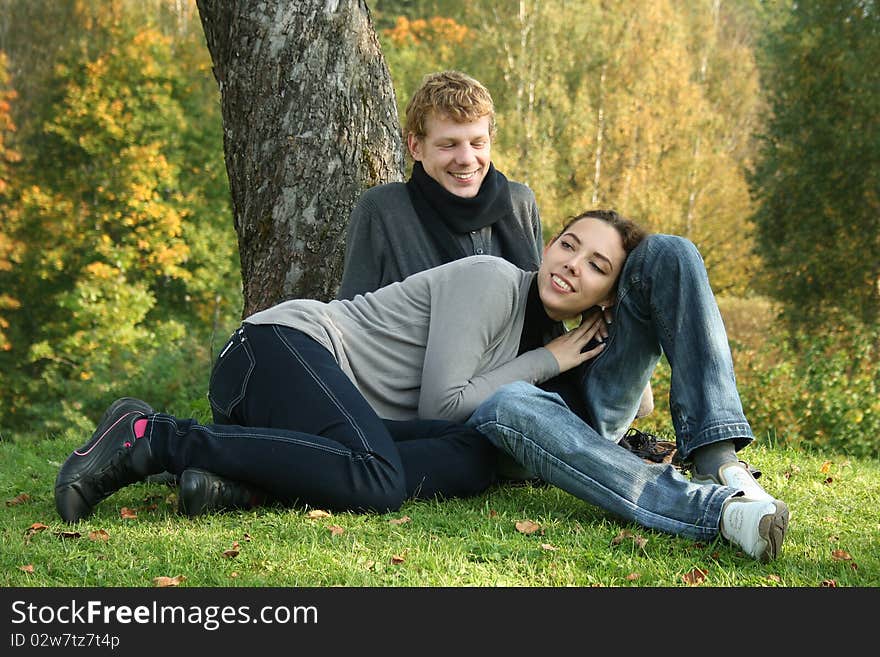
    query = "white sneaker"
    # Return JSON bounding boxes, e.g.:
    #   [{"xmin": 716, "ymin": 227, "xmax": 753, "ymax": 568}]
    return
[
  {"xmin": 693, "ymin": 461, "xmax": 773, "ymax": 501},
  {"xmin": 721, "ymin": 496, "xmax": 789, "ymax": 562}
]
